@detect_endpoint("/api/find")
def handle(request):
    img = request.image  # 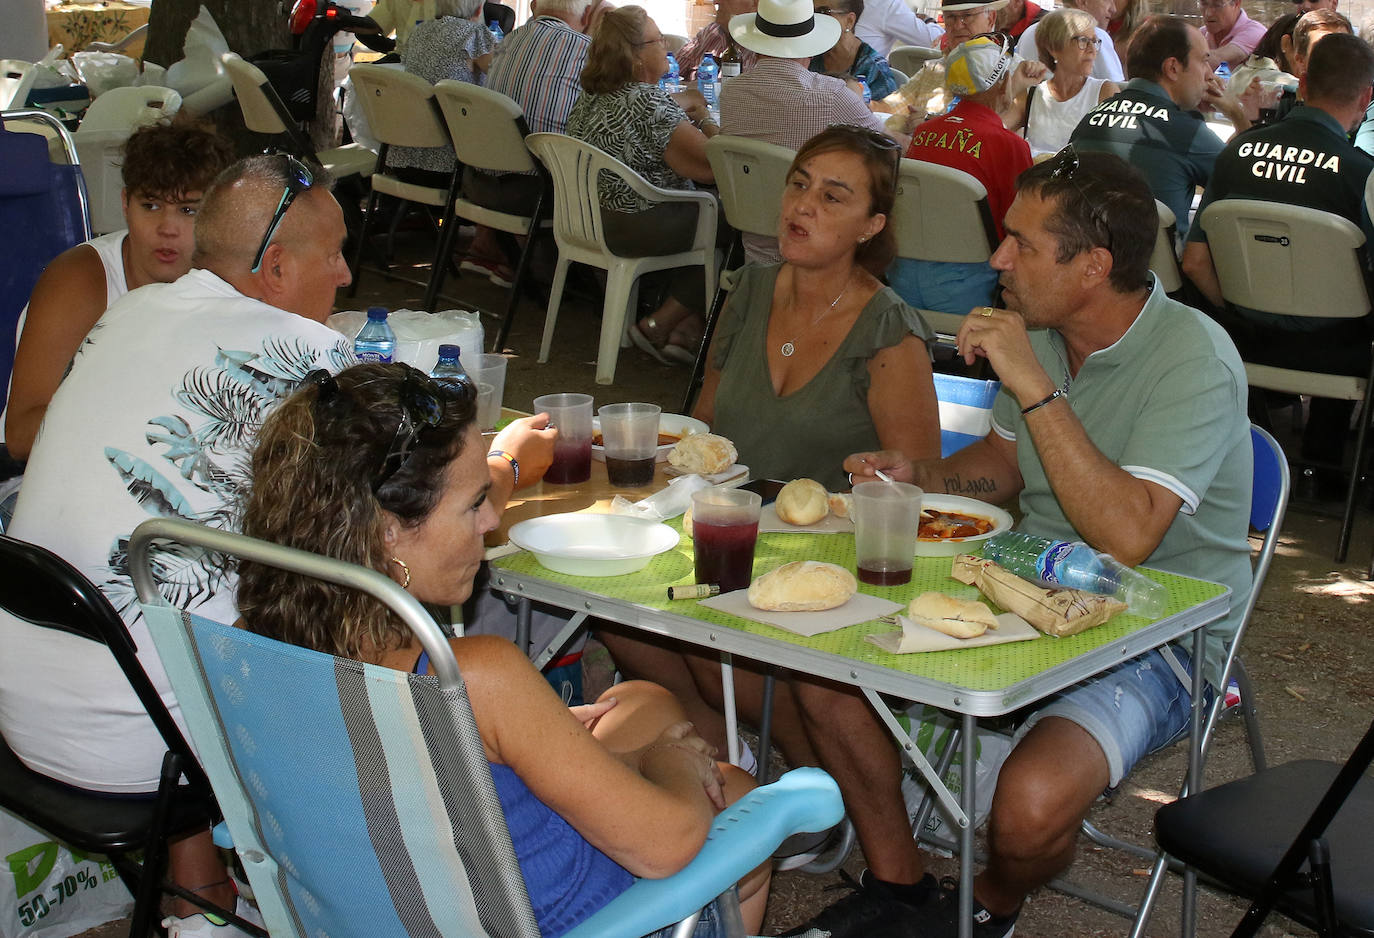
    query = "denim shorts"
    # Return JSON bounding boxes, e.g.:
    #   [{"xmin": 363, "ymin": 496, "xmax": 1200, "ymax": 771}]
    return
[
  {"xmin": 1012, "ymin": 646, "xmax": 1207, "ymax": 787},
  {"xmin": 643, "ymin": 897, "xmax": 725, "ymax": 938}
]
